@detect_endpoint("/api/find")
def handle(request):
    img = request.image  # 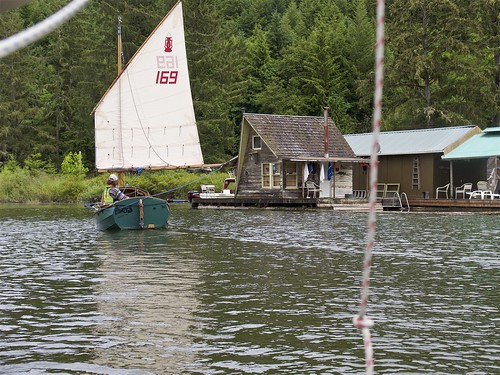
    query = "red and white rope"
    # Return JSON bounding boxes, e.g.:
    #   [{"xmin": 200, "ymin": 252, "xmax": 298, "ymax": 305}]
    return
[
  {"xmin": 354, "ymin": 0, "xmax": 385, "ymax": 374},
  {"xmin": 0, "ymin": 0, "xmax": 90, "ymax": 59}
]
